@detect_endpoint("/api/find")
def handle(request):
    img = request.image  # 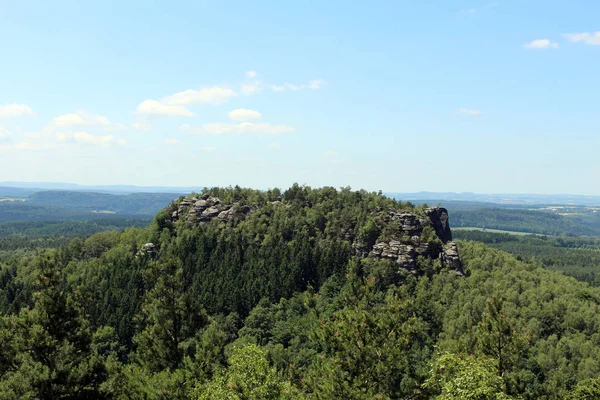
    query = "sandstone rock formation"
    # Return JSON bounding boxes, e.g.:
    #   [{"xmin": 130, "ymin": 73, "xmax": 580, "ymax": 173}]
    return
[
  {"xmin": 137, "ymin": 242, "xmax": 157, "ymax": 259},
  {"xmin": 167, "ymin": 195, "xmax": 463, "ymax": 276},
  {"xmin": 366, "ymin": 206, "xmax": 463, "ymax": 275}
]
